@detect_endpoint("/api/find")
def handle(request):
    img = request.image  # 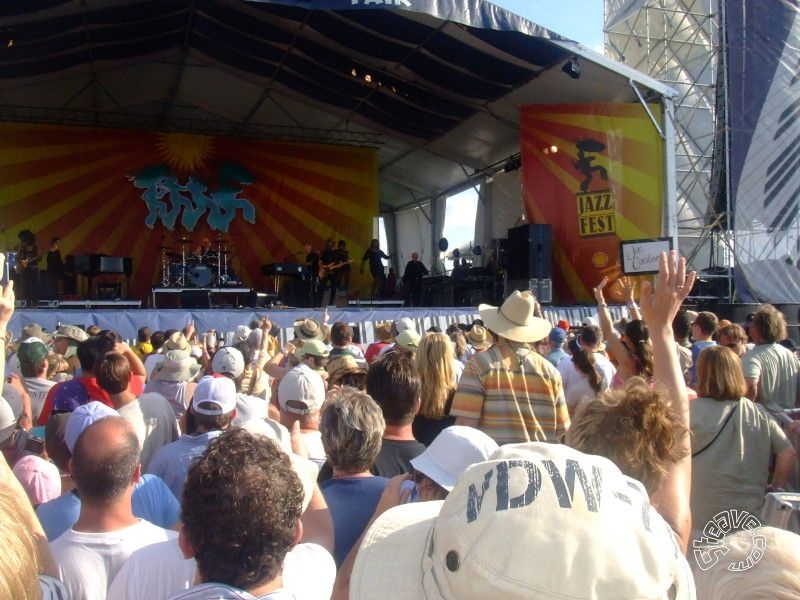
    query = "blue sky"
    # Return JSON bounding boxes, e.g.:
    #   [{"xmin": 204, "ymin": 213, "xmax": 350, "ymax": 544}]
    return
[
  {"xmin": 440, "ymin": 1, "xmax": 606, "ymax": 259},
  {"xmin": 492, "ymin": 1, "xmax": 605, "ymax": 49}
]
